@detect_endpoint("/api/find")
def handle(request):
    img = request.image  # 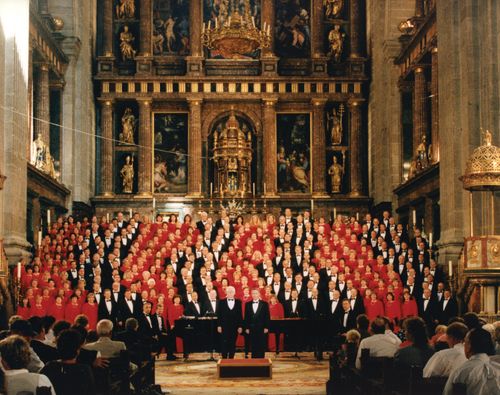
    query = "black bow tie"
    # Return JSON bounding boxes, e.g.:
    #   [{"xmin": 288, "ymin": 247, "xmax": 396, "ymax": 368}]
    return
[
  {"xmin": 253, "ymin": 301, "xmax": 259, "ymax": 304},
  {"xmin": 227, "ymin": 299, "xmax": 234, "ymax": 302}
]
